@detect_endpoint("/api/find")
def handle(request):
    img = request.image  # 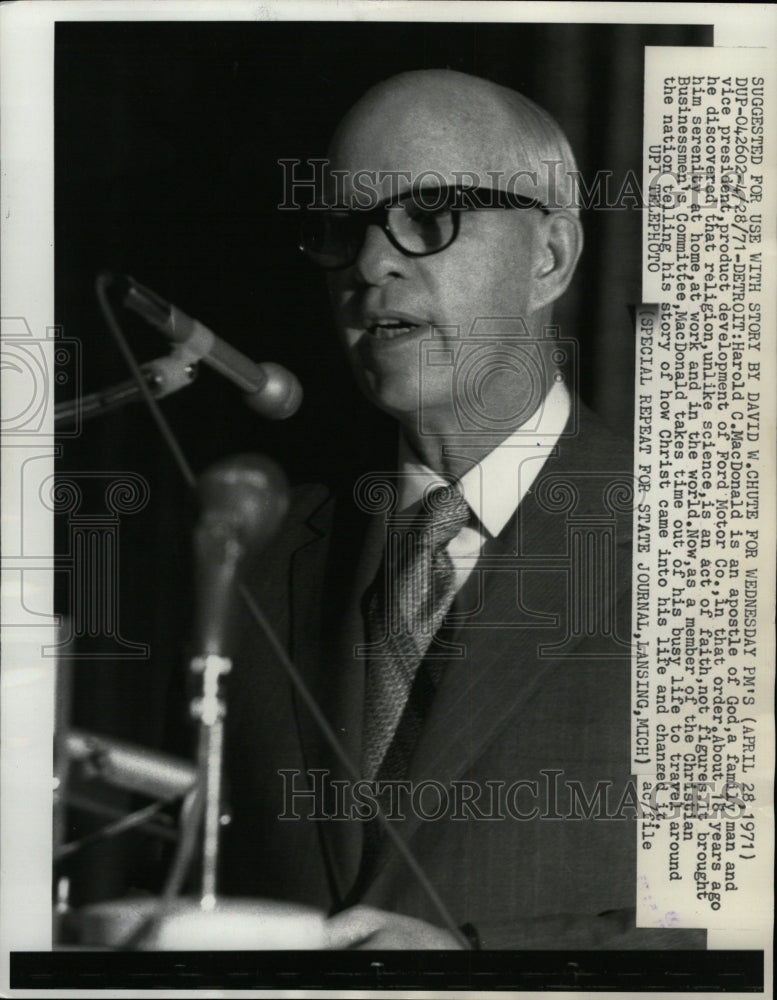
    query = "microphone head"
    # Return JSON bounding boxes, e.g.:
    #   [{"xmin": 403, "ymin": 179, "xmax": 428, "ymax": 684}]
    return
[
  {"xmin": 243, "ymin": 362, "xmax": 303, "ymax": 420},
  {"xmin": 197, "ymin": 454, "xmax": 290, "ymax": 555}
]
